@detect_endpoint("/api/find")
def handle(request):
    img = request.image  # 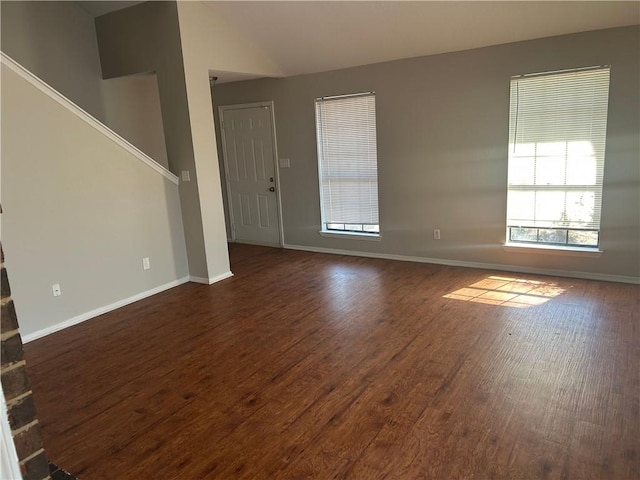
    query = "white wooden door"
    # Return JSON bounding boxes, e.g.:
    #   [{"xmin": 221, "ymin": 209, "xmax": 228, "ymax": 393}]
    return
[{"xmin": 220, "ymin": 104, "xmax": 281, "ymax": 246}]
